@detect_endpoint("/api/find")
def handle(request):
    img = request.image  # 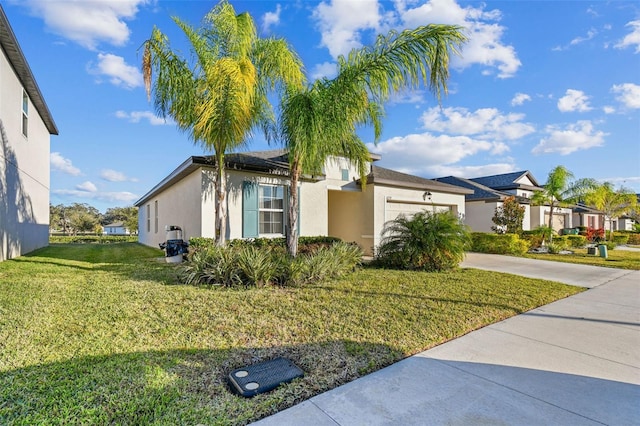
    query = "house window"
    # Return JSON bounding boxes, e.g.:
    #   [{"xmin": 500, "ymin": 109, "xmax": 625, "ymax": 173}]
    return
[
  {"xmin": 341, "ymin": 169, "xmax": 349, "ymax": 181},
  {"xmin": 154, "ymin": 201, "xmax": 158, "ymax": 234},
  {"xmin": 21, "ymin": 90, "xmax": 28, "ymax": 138},
  {"xmin": 588, "ymin": 216, "xmax": 595, "ymax": 228},
  {"xmin": 259, "ymin": 185, "xmax": 284, "ymax": 234},
  {"xmin": 146, "ymin": 204, "xmax": 151, "ymax": 232}
]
